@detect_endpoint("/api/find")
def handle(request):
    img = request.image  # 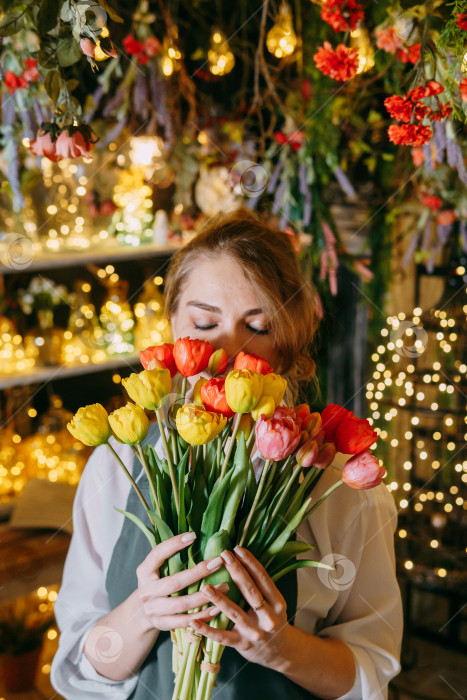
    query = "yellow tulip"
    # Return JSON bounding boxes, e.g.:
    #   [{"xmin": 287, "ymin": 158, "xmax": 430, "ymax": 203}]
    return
[
  {"xmin": 224, "ymin": 369, "xmax": 263, "ymax": 414},
  {"xmin": 251, "ymin": 394, "xmax": 276, "ymax": 421},
  {"xmin": 122, "ymin": 368, "xmax": 171, "ymax": 411},
  {"xmin": 108, "ymin": 403, "xmax": 149, "ymax": 445},
  {"xmin": 176, "ymin": 403, "xmax": 227, "ymax": 445},
  {"xmin": 193, "ymin": 376, "xmax": 208, "ymax": 405},
  {"xmin": 261, "ymin": 373, "xmax": 287, "ymax": 407},
  {"xmin": 67, "ymin": 403, "xmax": 111, "ymax": 446}
]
